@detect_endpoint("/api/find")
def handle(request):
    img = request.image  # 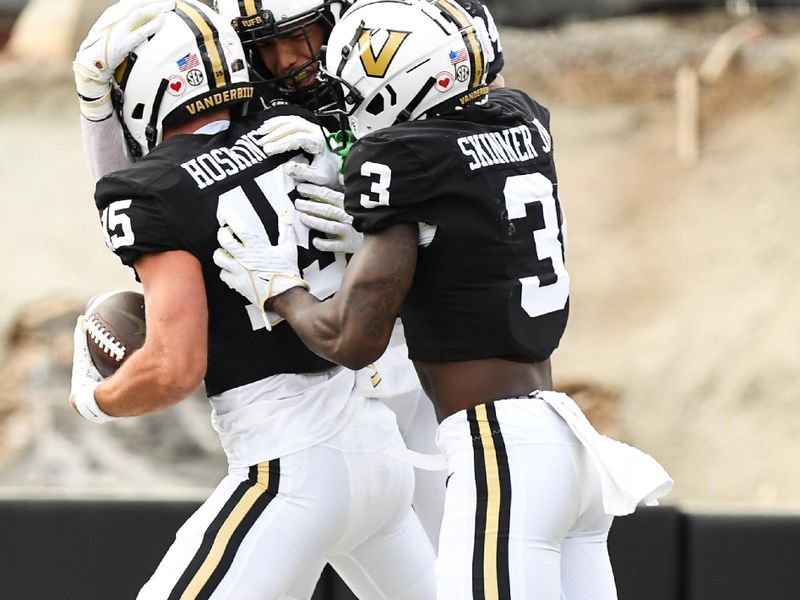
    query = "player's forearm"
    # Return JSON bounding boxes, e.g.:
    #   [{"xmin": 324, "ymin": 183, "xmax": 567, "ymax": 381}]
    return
[
  {"xmin": 91, "ymin": 251, "xmax": 208, "ymax": 417},
  {"xmin": 80, "ymin": 116, "xmax": 132, "ymax": 182},
  {"xmin": 93, "ymin": 343, "xmax": 205, "ymax": 417},
  {"xmin": 270, "ymin": 225, "xmax": 417, "ymax": 369},
  {"xmin": 269, "ymin": 289, "xmax": 383, "ymax": 370}
]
